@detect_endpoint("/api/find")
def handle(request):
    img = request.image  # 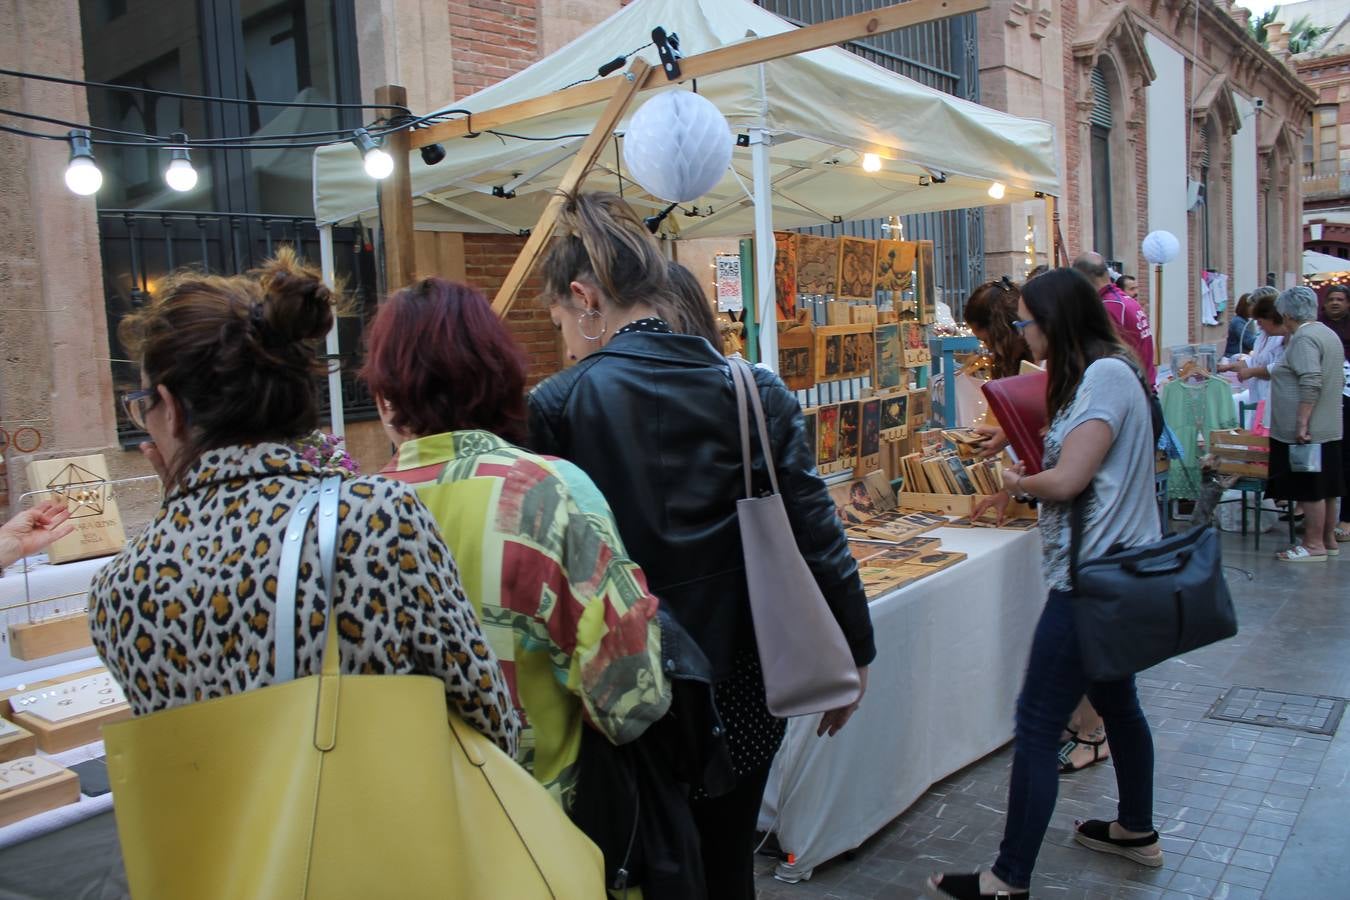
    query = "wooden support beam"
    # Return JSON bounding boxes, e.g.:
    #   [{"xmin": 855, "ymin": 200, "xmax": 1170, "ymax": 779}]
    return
[
  {"xmin": 491, "ymin": 60, "xmax": 651, "ymax": 317},
  {"xmin": 376, "ymin": 84, "xmax": 417, "ymax": 291},
  {"xmin": 410, "ymin": 0, "xmax": 988, "ymax": 150}
]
